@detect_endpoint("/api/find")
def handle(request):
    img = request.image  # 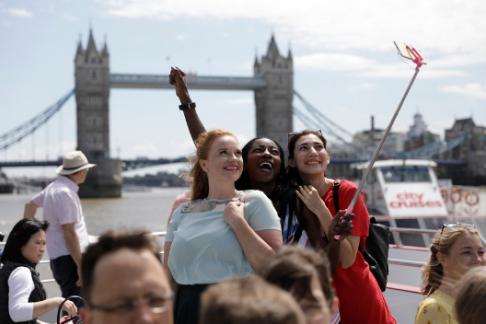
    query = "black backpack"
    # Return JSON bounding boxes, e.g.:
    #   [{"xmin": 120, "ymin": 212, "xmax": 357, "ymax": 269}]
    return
[{"xmin": 333, "ymin": 181, "xmax": 389, "ymax": 291}]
